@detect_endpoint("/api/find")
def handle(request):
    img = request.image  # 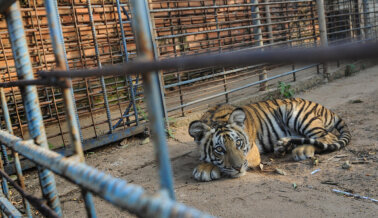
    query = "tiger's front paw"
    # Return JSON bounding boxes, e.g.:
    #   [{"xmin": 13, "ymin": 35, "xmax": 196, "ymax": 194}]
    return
[
  {"xmin": 193, "ymin": 163, "xmax": 221, "ymax": 182},
  {"xmin": 292, "ymin": 145, "xmax": 315, "ymax": 161},
  {"xmin": 274, "ymin": 137, "xmax": 291, "ymax": 155},
  {"xmin": 277, "ymin": 137, "xmax": 291, "ymax": 146}
]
